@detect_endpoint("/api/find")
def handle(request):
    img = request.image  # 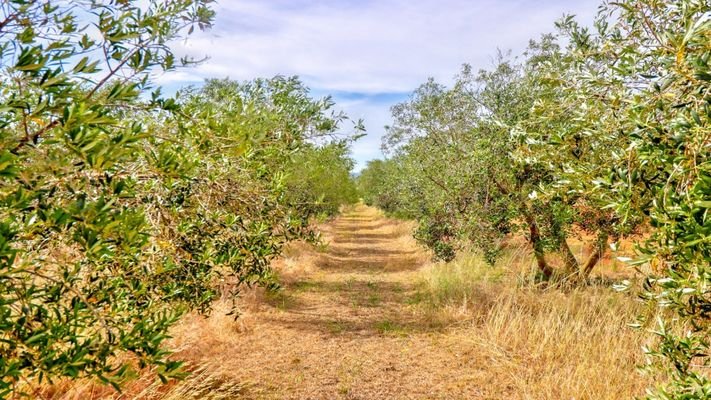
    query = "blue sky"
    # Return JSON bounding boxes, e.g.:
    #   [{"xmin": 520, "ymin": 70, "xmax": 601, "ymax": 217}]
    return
[{"xmin": 158, "ymin": 0, "xmax": 601, "ymax": 171}]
